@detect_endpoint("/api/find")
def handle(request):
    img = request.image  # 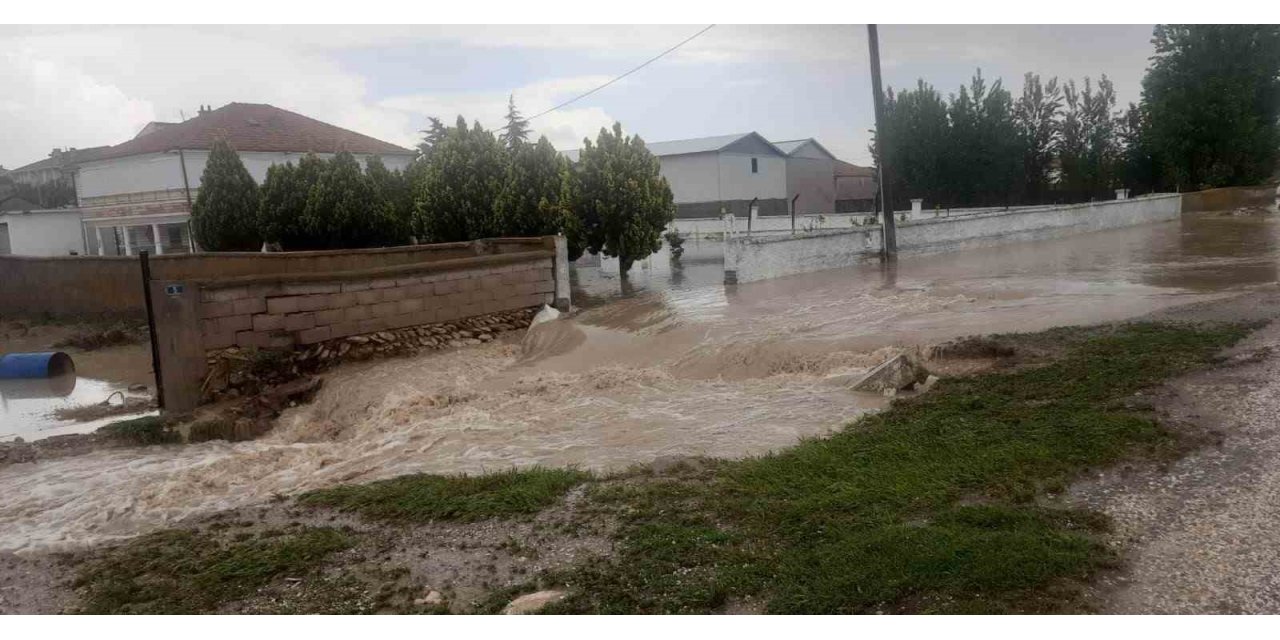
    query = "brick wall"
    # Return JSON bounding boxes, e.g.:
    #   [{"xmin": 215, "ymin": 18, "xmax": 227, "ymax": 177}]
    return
[
  {"xmin": 0, "ymin": 237, "xmax": 553, "ymax": 318},
  {"xmin": 148, "ymin": 236, "xmax": 568, "ymax": 411},
  {"xmin": 195, "ymin": 252, "xmax": 556, "ymax": 352}
]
